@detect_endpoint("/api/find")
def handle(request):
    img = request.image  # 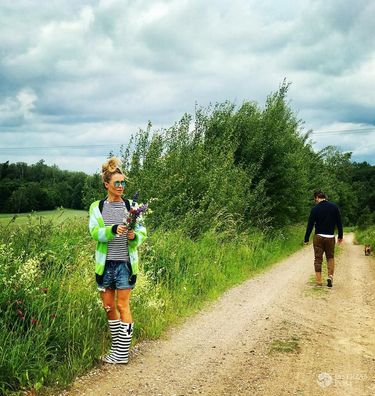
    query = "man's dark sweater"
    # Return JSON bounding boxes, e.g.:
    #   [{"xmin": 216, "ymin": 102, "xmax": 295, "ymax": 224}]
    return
[{"xmin": 304, "ymin": 200, "xmax": 343, "ymax": 243}]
